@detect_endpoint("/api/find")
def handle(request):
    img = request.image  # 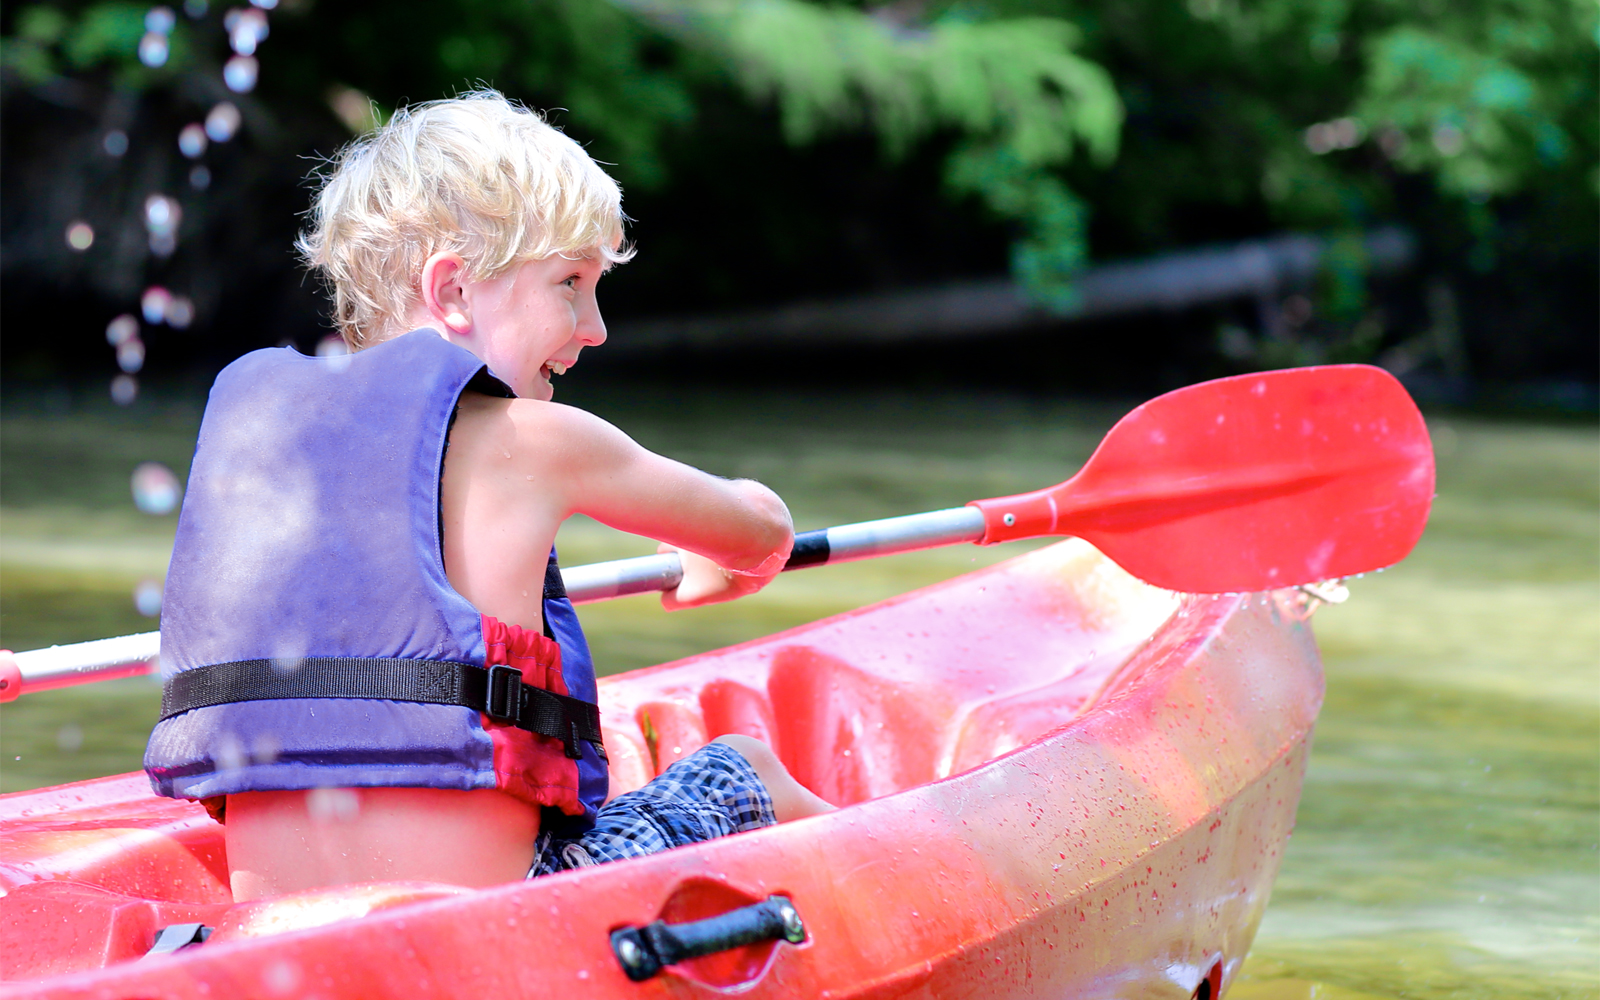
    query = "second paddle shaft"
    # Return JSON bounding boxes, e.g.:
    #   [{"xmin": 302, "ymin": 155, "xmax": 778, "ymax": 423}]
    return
[
  {"xmin": 1, "ymin": 508, "xmax": 988, "ymax": 699},
  {"xmin": 561, "ymin": 507, "xmax": 987, "ymax": 604}
]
